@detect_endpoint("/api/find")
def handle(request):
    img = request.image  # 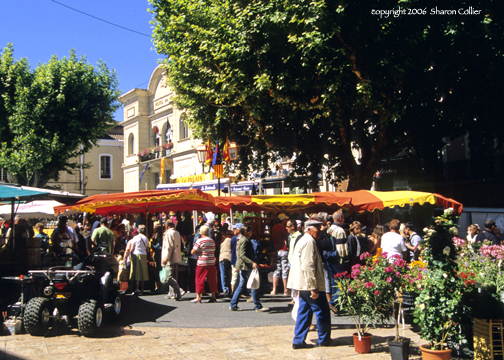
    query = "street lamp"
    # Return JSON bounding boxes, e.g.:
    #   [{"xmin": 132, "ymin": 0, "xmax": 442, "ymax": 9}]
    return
[{"xmin": 196, "ymin": 141, "xmax": 236, "ymax": 196}]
